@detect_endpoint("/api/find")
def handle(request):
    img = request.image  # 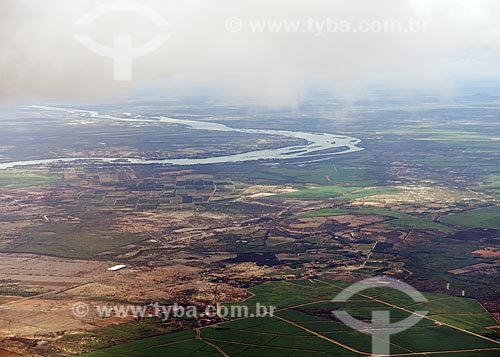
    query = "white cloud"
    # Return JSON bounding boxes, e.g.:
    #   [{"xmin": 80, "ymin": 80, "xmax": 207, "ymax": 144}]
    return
[{"xmin": 1, "ymin": 0, "xmax": 499, "ymax": 105}]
